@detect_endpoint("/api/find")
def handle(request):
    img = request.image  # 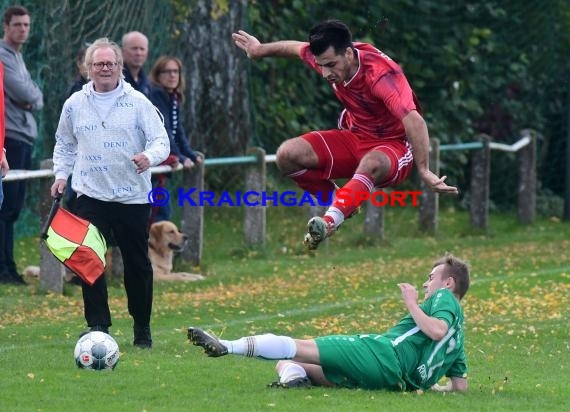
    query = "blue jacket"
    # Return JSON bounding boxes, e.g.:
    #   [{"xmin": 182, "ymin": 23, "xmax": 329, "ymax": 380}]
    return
[
  {"xmin": 149, "ymin": 85, "xmax": 198, "ymax": 163},
  {"xmin": 123, "ymin": 66, "xmax": 151, "ymax": 98}
]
